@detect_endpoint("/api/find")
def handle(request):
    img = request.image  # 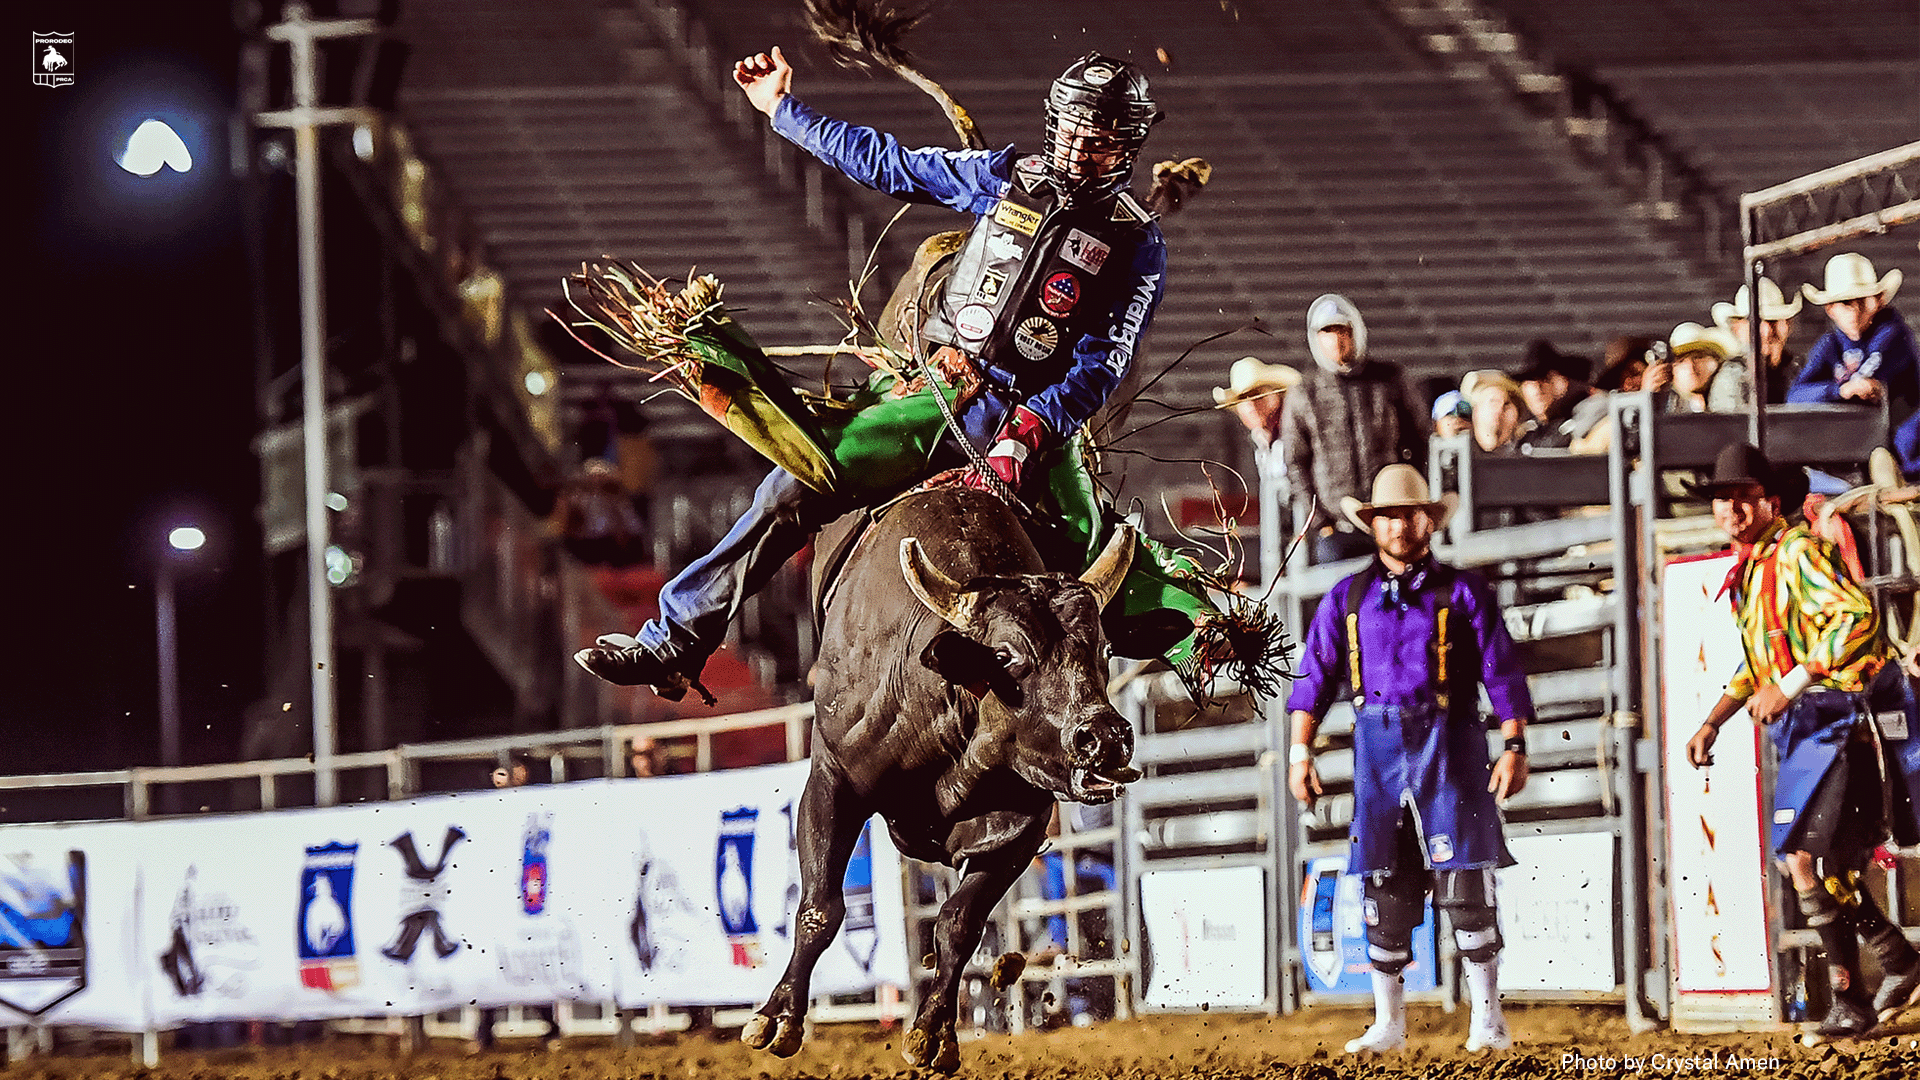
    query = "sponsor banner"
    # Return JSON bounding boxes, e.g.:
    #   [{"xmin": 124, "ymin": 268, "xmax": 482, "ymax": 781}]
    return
[
  {"xmin": 1297, "ymin": 854, "xmax": 1436, "ymax": 995},
  {"xmin": 609, "ymin": 762, "xmax": 908, "ymax": 1007},
  {"xmin": 1661, "ymin": 553, "xmax": 1773, "ymax": 995},
  {"xmin": 0, "ymin": 821, "xmax": 142, "ymax": 1028},
  {"xmin": 1496, "ymin": 832, "xmax": 1617, "ymax": 992},
  {"xmin": 1139, "ymin": 865, "xmax": 1266, "ymax": 1008},
  {"xmin": 2, "ymin": 760, "xmax": 908, "ymax": 1028}
]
